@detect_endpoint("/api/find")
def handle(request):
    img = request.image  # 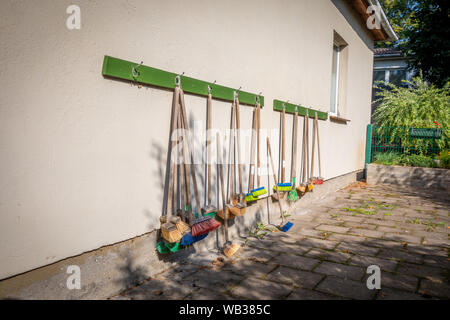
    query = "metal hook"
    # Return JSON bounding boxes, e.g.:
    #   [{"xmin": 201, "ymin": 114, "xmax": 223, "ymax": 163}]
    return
[
  {"xmin": 132, "ymin": 61, "xmax": 143, "ymax": 78},
  {"xmin": 175, "ymin": 72, "xmax": 184, "ymax": 87}
]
